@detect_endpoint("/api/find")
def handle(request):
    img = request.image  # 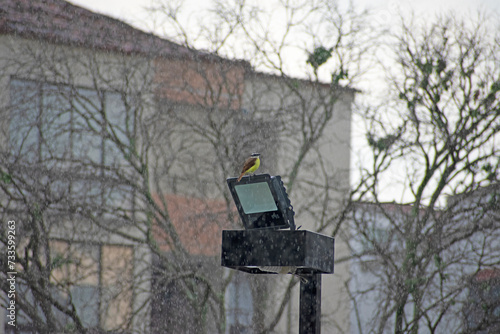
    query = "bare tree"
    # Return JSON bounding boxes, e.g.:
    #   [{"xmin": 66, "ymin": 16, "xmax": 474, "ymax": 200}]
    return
[
  {"xmin": 148, "ymin": 0, "xmax": 379, "ymax": 332},
  {"xmin": 0, "ymin": 0, "xmax": 377, "ymax": 333},
  {"xmin": 0, "ymin": 24, "xmax": 236, "ymax": 332},
  {"xmin": 348, "ymin": 13, "xmax": 500, "ymax": 334}
]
